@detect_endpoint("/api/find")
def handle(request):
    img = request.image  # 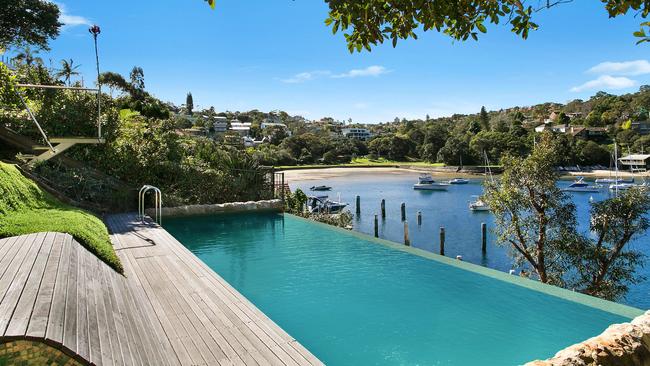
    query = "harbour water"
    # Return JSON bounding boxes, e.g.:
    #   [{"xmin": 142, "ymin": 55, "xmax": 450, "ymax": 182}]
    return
[{"xmin": 291, "ymin": 172, "xmax": 650, "ymax": 309}]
